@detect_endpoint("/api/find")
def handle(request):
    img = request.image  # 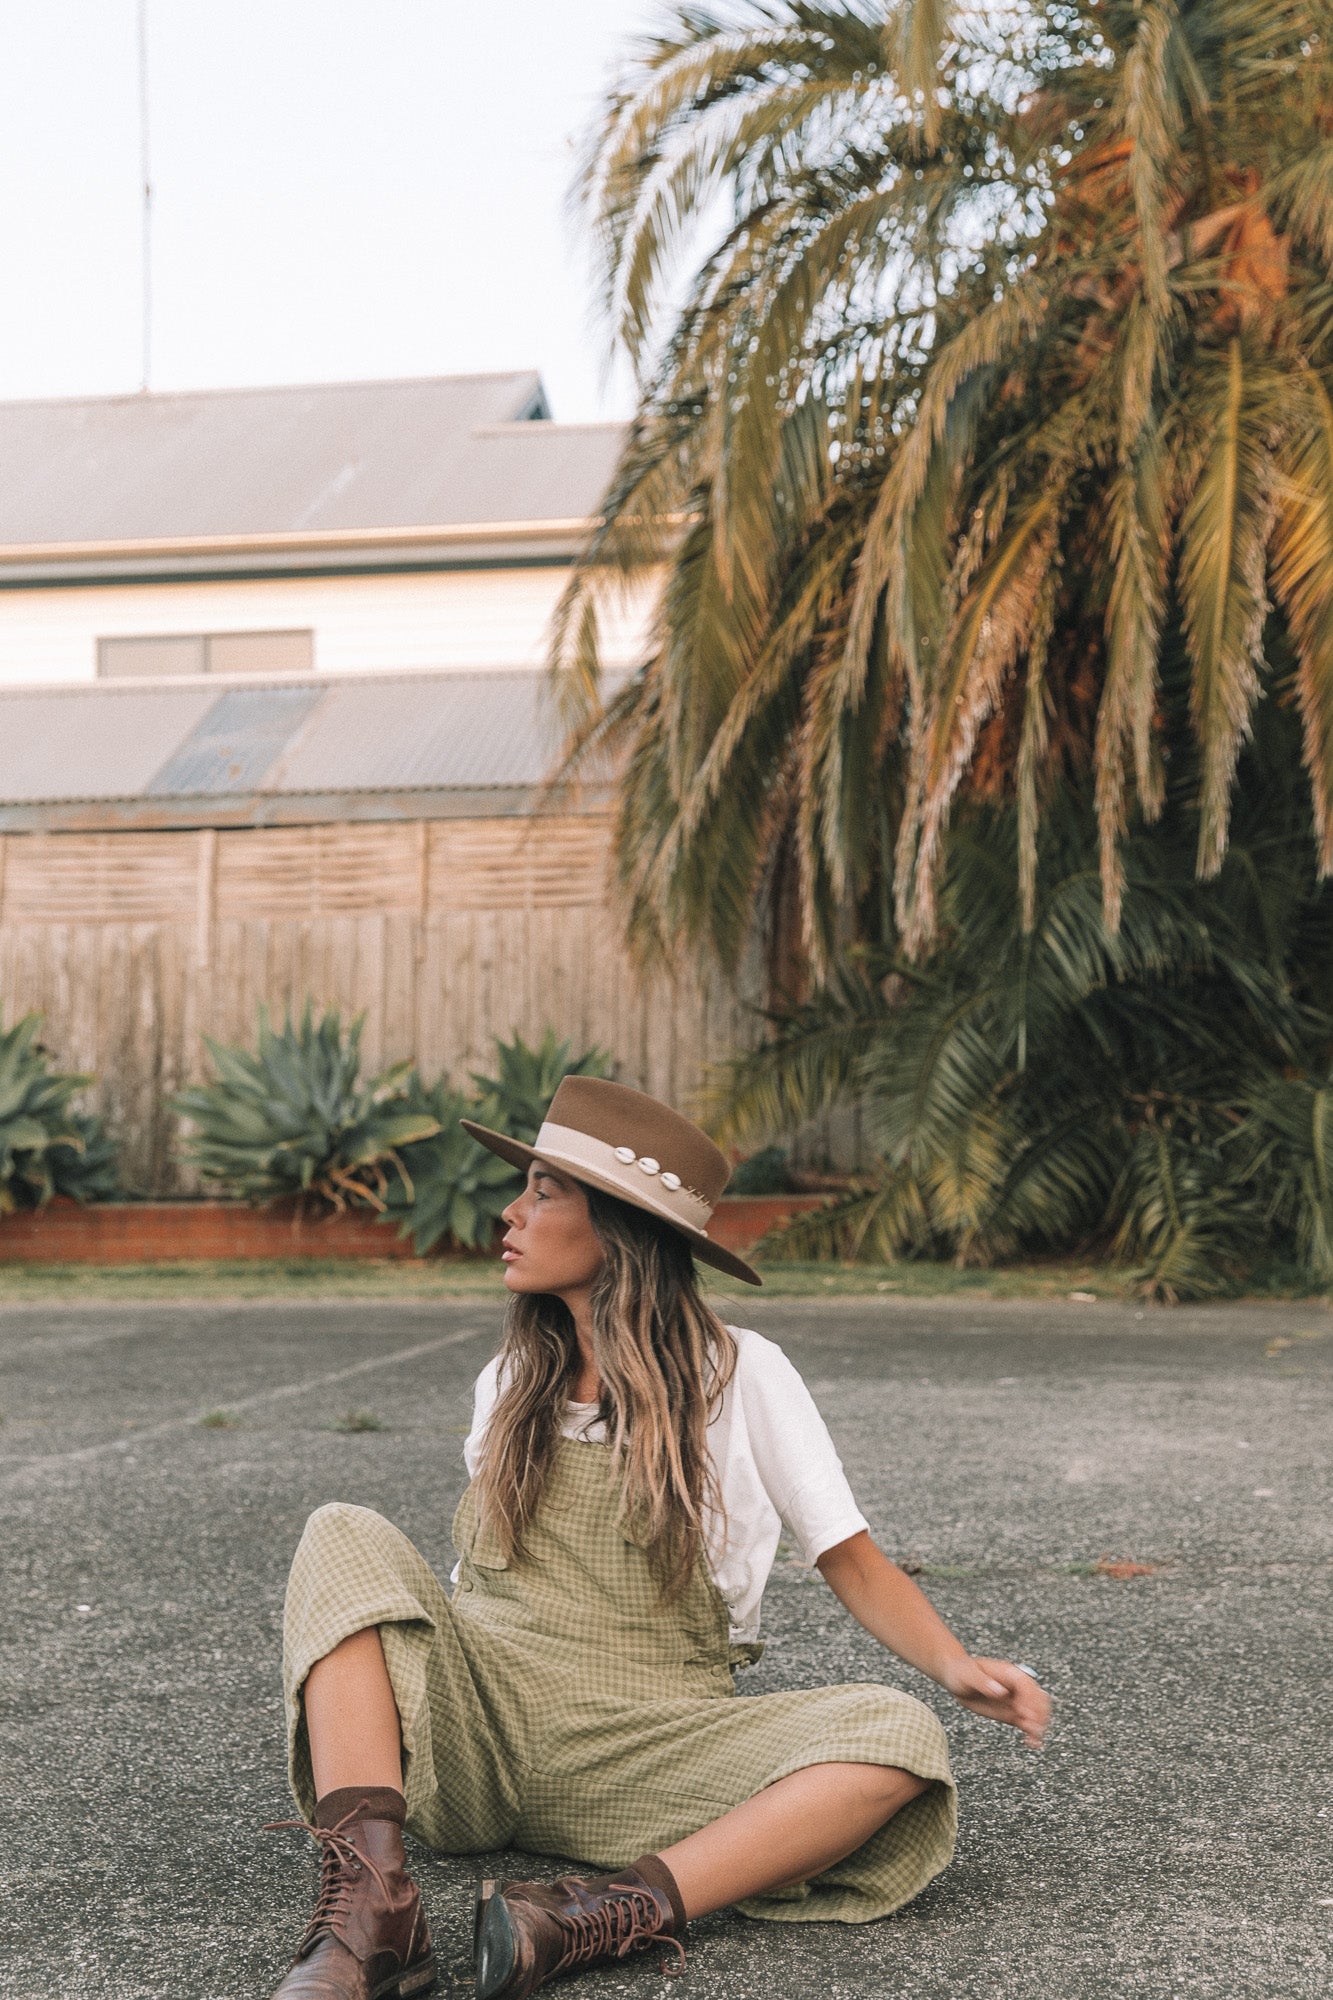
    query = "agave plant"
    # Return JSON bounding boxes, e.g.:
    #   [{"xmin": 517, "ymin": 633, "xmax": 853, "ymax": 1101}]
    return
[
  {"xmin": 556, "ymin": 0, "xmax": 1333, "ymax": 983},
  {"xmin": 175, "ymin": 1006, "xmax": 439, "ymax": 1212},
  {"xmin": 382, "ymin": 1032, "xmax": 614, "ymax": 1255},
  {"xmin": 0, "ymin": 1014, "xmax": 118, "ymax": 1213},
  {"xmin": 380, "ymin": 1079, "xmax": 519, "ymax": 1254},
  {"xmin": 467, "ymin": 1029, "xmax": 612, "ymax": 1142},
  {"xmin": 712, "ymin": 699, "xmax": 1333, "ymax": 1299}
]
